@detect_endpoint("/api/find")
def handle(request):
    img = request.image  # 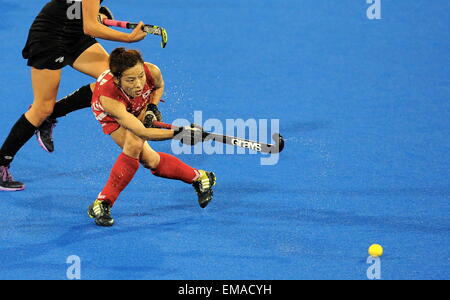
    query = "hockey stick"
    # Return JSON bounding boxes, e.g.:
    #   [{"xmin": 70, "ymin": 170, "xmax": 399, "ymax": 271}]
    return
[
  {"xmin": 152, "ymin": 121, "xmax": 285, "ymax": 154},
  {"xmin": 103, "ymin": 19, "xmax": 168, "ymax": 48}
]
